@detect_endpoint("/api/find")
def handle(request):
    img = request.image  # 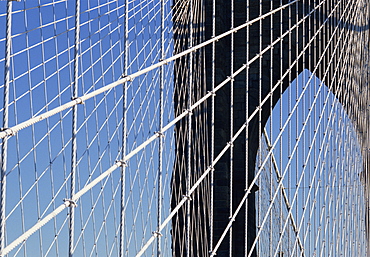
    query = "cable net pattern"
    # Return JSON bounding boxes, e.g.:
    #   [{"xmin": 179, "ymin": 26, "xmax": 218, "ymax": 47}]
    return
[{"xmin": 0, "ymin": 0, "xmax": 369, "ymax": 256}]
